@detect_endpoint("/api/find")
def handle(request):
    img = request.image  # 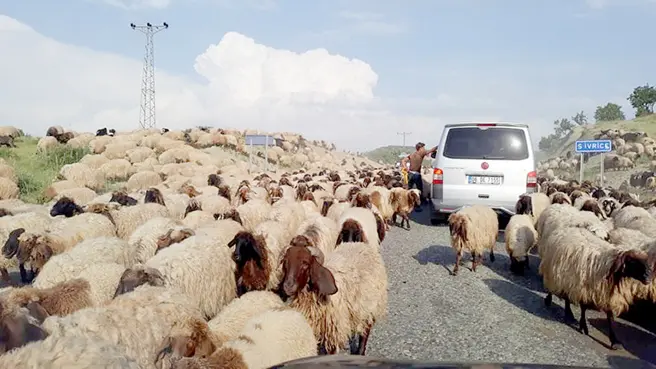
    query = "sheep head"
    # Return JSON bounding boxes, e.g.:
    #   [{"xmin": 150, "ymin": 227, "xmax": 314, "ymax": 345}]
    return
[
  {"xmin": 2, "ymin": 228, "xmax": 26, "ymax": 259},
  {"xmin": 227, "ymin": 231, "xmax": 269, "ymax": 296},
  {"xmin": 145, "ymin": 187, "xmax": 166, "ymax": 206},
  {"xmin": 180, "ymin": 184, "xmax": 201, "ymax": 198},
  {"xmin": 363, "ymin": 177, "xmax": 372, "ymax": 187},
  {"xmin": 156, "ymin": 228, "xmax": 195, "ymax": 252},
  {"xmin": 113, "ymin": 266, "xmax": 165, "ymax": 298},
  {"xmin": 373, "ymin": 212, "xmax": 386, "ymax": 243},
  {"xmin": 110, "ymin": 191, "xmax": 137, "ymax": 206},
  {"xmin": 0, "ymin": 301, "xmax": 49, "ymax": 355},
  {"xmin": 217, "ymin": 185, "xmax": 231, "ymax": 201},
  {"xmin": 268, "ymin": 187, "xmax": 283, "ymax": 204},
  {"xmin": 50, "ymin": 196, "xmax": 84, "ymax": 218},
  {"xmin": 515, "ymin": 195, "xmax": 533, "ymax": 216},
  {"xmin": 27, "ymin": 235, "xmax": 56, "ymax": 271},
  {"xmin": 509, "ymin": 255, "xmax": 530, "ymax": 276},
  {"xmin": 0, "ymin": 208, "xmax": 13, "ymax": 217},
  {"xmin": 301, "ymin": 191, "xmax": 315, "ymax": 204},
  {"xmin": 236, "ymin": 187, "xmax": 250, "ymax": 204},
  {"xmin": 289, "ymin": 235, "xmax": 314, "ymax": 248},
  {"xmin": 15, "ymin": 233, "xmax": 39, "ymax": 265},
  {"xmin": 309, "ymin": 184, "xmax": 325, "ymax": 192},
  {"xmin": 279, "ymin": 245, "xmax": 337, "ymax": 298},
  {"xmin": 336, "ymin": 219, "xmax": 367, "ymax": 245},
  {"xmin": 207, "ymin": 173, "xmax": 223, "ymax": 187},
  {"xmin": 608, "ymin": 249, "xmax": 652, "ymax": 287},
  {"xmin": 408, "ymin": 189, "xmax": 421, "ymax": 208},
  {"xmin": 155, "ymin": 319, "xmax": 218, "ymax": 367},
  {"xmin": 601, "ymin": 198, "xmax": 617, "ymax": 217},
  {"xmin": 580, "ymin": 199, "xmax": 606, "ymax": 220},
  {"xmin": 184, "ymin": 199, "xmax": 202, "ymax": 217},
  {"xmin": 279, "ymin": 177, "xmax": 292, "ymax": 187},
  {"xmin": 213, "ymin": 209, "xmax": 242, "ymax": 225},
  {"xmin": 352, "ymin": 192, "xmax": 372, "ymax": 209},
  {"xmin": 320, "ymin": 199, "xmax": 336, "ymax": 217}
]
